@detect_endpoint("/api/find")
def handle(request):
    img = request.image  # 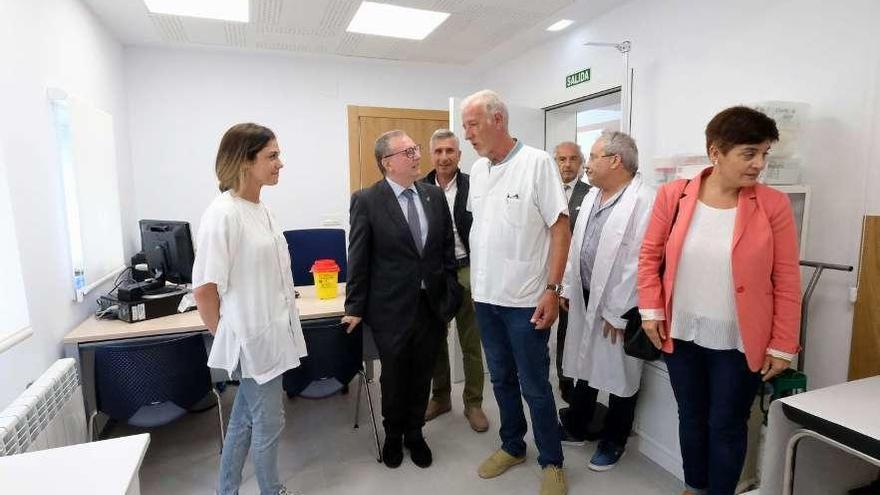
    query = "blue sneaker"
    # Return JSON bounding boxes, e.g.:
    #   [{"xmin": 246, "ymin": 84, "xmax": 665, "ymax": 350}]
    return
[{"xmin": 588, "ymin": 441, "xmax": 625, "ymax": 471}]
